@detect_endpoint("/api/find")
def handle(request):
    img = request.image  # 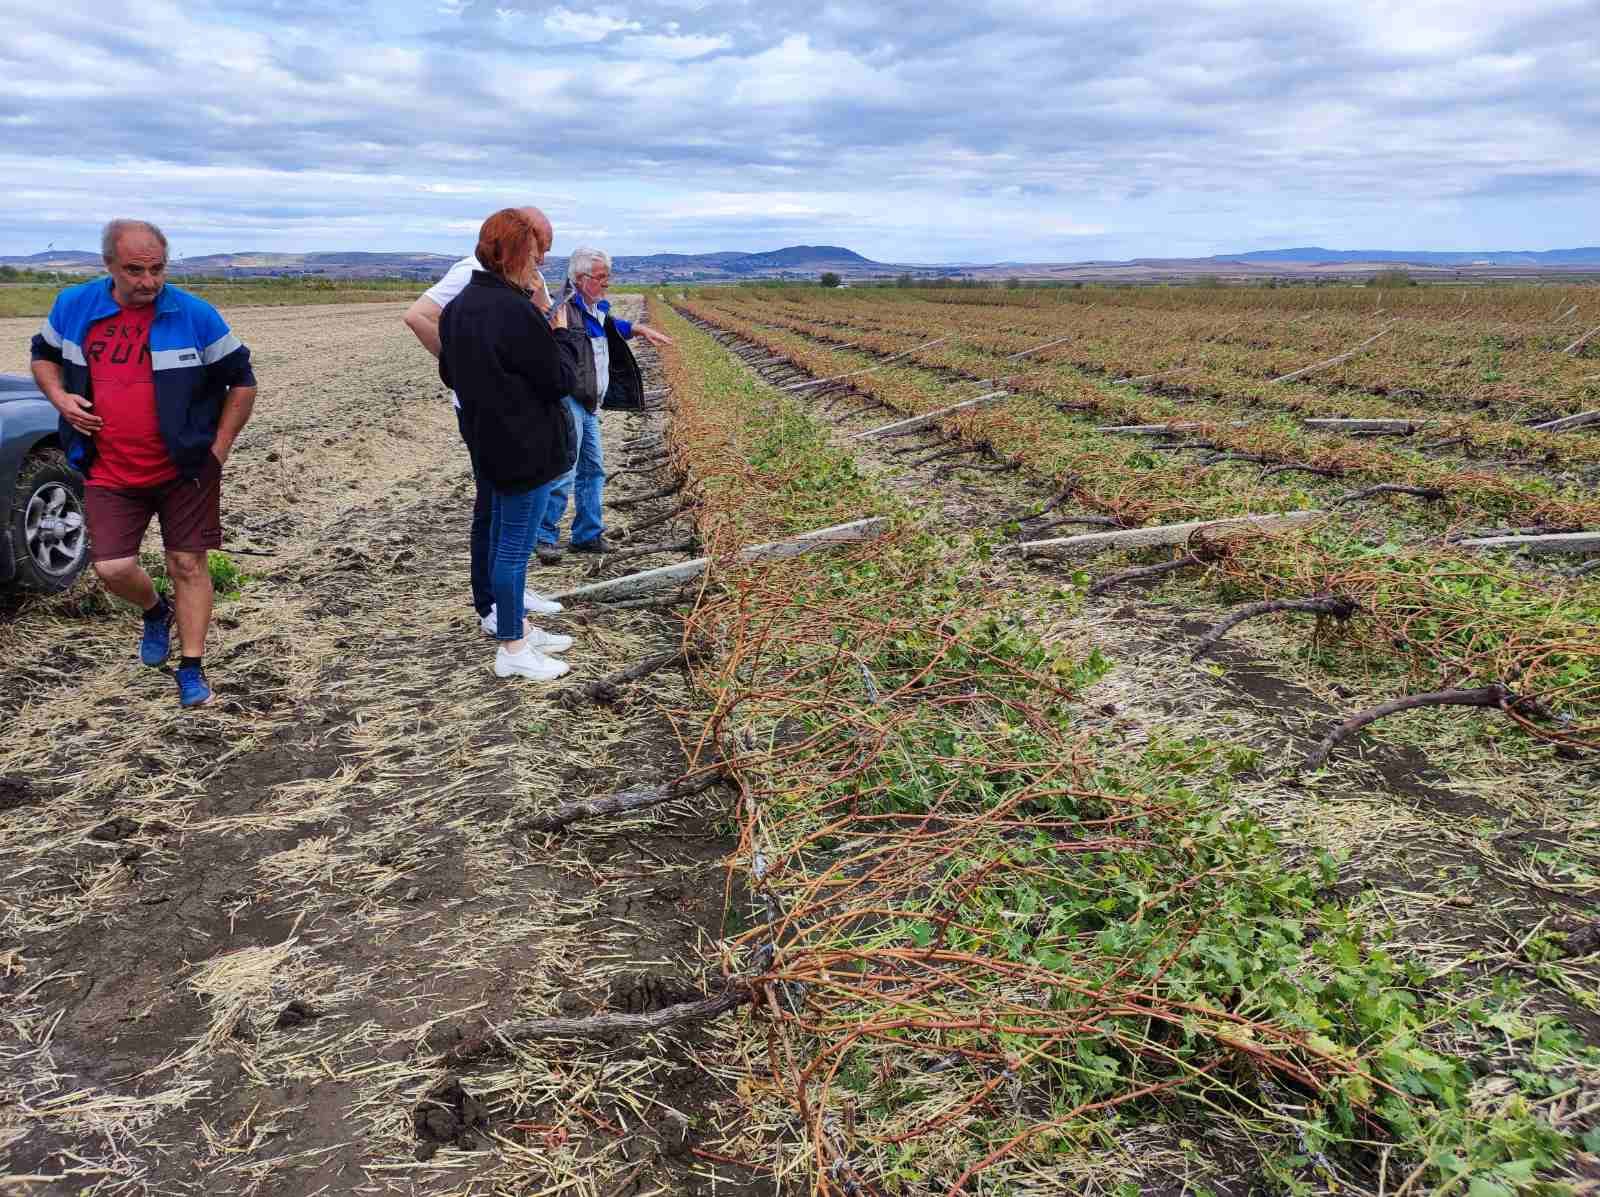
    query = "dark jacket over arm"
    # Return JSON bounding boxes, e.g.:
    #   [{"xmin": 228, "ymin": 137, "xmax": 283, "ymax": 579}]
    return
[
  {"xmin": 439, "ymin": 271, "xmax": 582, "ymax": 493},
  {"xmin": 560, "ymin": 295, "xmax": 645, "ymax": 412}
]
